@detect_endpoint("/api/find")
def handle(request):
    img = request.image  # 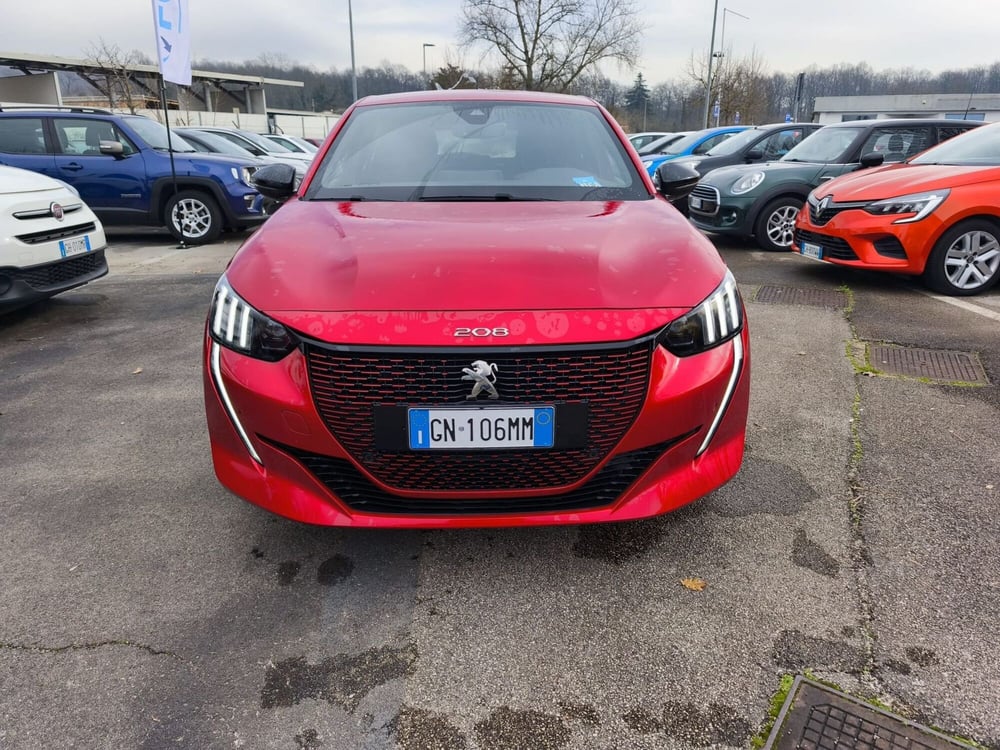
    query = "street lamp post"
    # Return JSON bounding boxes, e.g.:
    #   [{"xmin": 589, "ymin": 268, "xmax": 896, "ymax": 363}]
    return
[
  {"xmin": 348, "ymin": 0, "xmax": 358, "ymax": 102},
  {"xmin": 708, "ymin": 6, "xmax": 749, "ymax": 127},
  {"xmin": 701, "ymin": 0, "xmax": 720, "ymax": 128},
  {"xmin": 422, "ymin": 43, "xmax": 435, "ymax": 78}
]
